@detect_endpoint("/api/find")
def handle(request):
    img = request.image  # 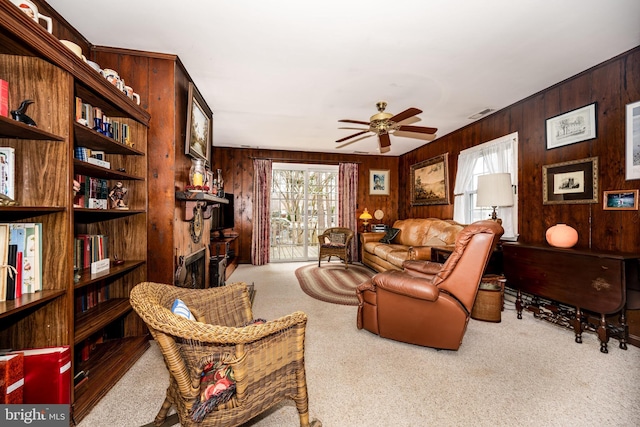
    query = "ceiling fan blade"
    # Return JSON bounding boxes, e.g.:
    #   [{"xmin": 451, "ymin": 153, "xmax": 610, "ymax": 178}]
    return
[
  {"xmin": 390, "ymin": 107, "xmax": 422, "ymax": 123},
  {"xmin": 397, "ymin": 125, "xmax": 438, "ymax": 134},
  {"xmin": 338, "ymin": 119, "xmax": 371, "ymax": 125},
  {"xmin": 336, "ymin": 130, "xmax": 371, "ymax": 143},
  {"xmin": 336, "ymin": 133, "xmax": 374, "ymax": 149},
  {"xmin": 394, "ymin": 130, "xmax": 437, "ymax": 141},
  {"xmin": 379, "ymin": 133, "xmax": 391, "ymax": 151},
  {"xmin": 338, "ymin": 126, "xmax": 369, "ymax": 131}
]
